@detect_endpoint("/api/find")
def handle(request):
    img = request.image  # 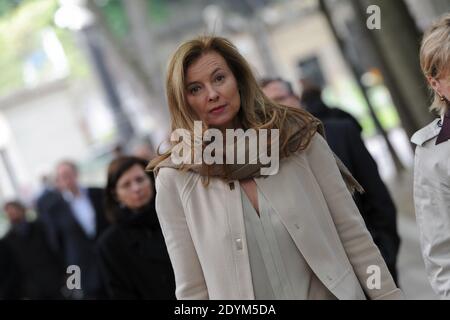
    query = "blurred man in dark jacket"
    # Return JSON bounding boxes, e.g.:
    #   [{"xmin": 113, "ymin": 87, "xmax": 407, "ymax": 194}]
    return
[
  {"xmin": 261, "ymin": 78, "xmax": 400, "ymax": 284},
  {"xmin": 0, "ymin": 239, "xmax": 20, "ymax": 299},
  {"xmin": 1, "ymin": 200, "xmax": 64, "ymax": 299},
  {"xmin": 37, "ymin": 160, "xmax": 109, "ymax": 299},
  {"xmin": 299, "ymin": 80, "xmax": 362, "ymax": 132}
]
